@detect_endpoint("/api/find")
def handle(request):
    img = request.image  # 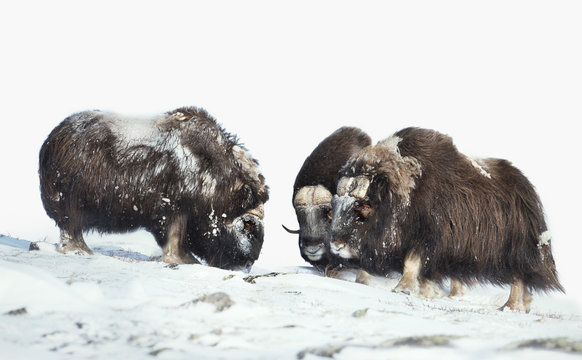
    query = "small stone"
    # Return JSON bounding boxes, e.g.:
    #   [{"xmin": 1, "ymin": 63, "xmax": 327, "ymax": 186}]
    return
[
  {"xmin": 5, "ymin": 307, "xmax": 27, "ymax": 316},
  {"xmin": 193, "ymin": 292, "xmax": 234, "ymax": 312},
  {"xmin": 352, "ymin": 308, "xmax": 368, "ymax": 318}
]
